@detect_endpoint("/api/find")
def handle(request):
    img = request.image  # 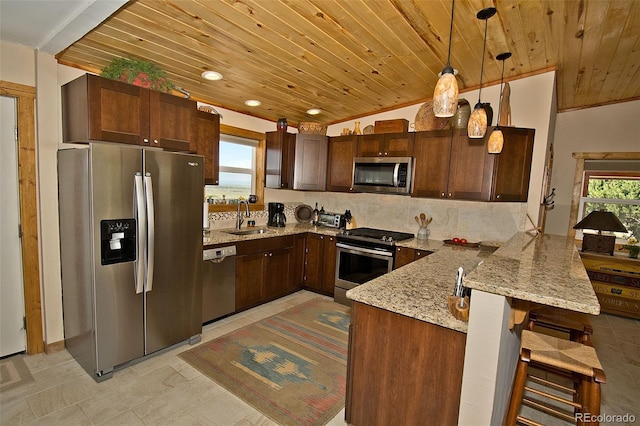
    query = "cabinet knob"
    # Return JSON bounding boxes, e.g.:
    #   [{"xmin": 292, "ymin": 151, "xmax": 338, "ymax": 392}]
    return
[
  {"xmin": 329, "ymin": 237, "xmax": 334, "ymax": 241},
  {"xmin": 269, "ymin": 252, "xmax": 273, "ymax": 257},
  {"xmin": 384, "ymin": 152, "xmax": 388, "ymax": 156},
  {"xmin": 378, "ymin": 152, "xmax": 382, "ymax": 156},
  {"xmin": 320, "ymin": 236, "xmax": 324, "ymax": 239},
  {"xmin": 496, "ymin": 194, "xmax": 501, "ymax": 199},
  {"xmin": 448, "ymin": 193, "xmax": 452, "ymax": 197},
  {"xmin": 441, "ymin": 192, "xmax": 446, "ymax": 197},
  {"xmin": 264, "ymin": 253, "xmax": 268, "ymax": 257},
  {"xmin": 143, "ymin": 138, "xmax": 149, "ymax": 144},
  {"xmin": 349, "ymin": 187, "xmax": 353, "ymax": 191},
  {"xmin": 281, "ymin": 183, "xmax": 285, "ymax": 187},
  {"xmin": 153, "ymin": 139, "xmax": 159, "ymax": 144}
]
